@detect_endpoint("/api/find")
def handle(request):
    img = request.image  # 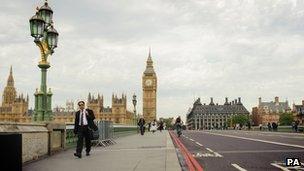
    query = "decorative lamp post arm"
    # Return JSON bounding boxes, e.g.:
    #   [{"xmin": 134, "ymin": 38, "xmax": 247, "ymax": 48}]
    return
[{"xmin": 35, "ymin": 40, "xmax": 50, "ymax": 64}]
